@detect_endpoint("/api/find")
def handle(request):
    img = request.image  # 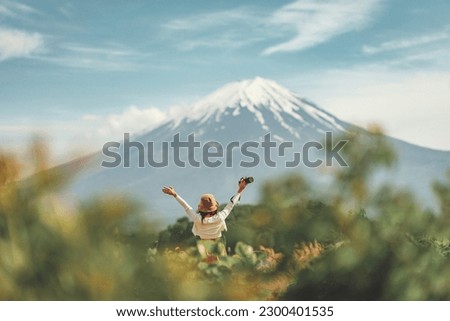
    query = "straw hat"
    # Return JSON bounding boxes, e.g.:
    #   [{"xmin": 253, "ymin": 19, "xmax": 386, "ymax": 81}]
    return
[{"xmin": 198, "ymin": 193, "xmax": 219, "ymax": 212}]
